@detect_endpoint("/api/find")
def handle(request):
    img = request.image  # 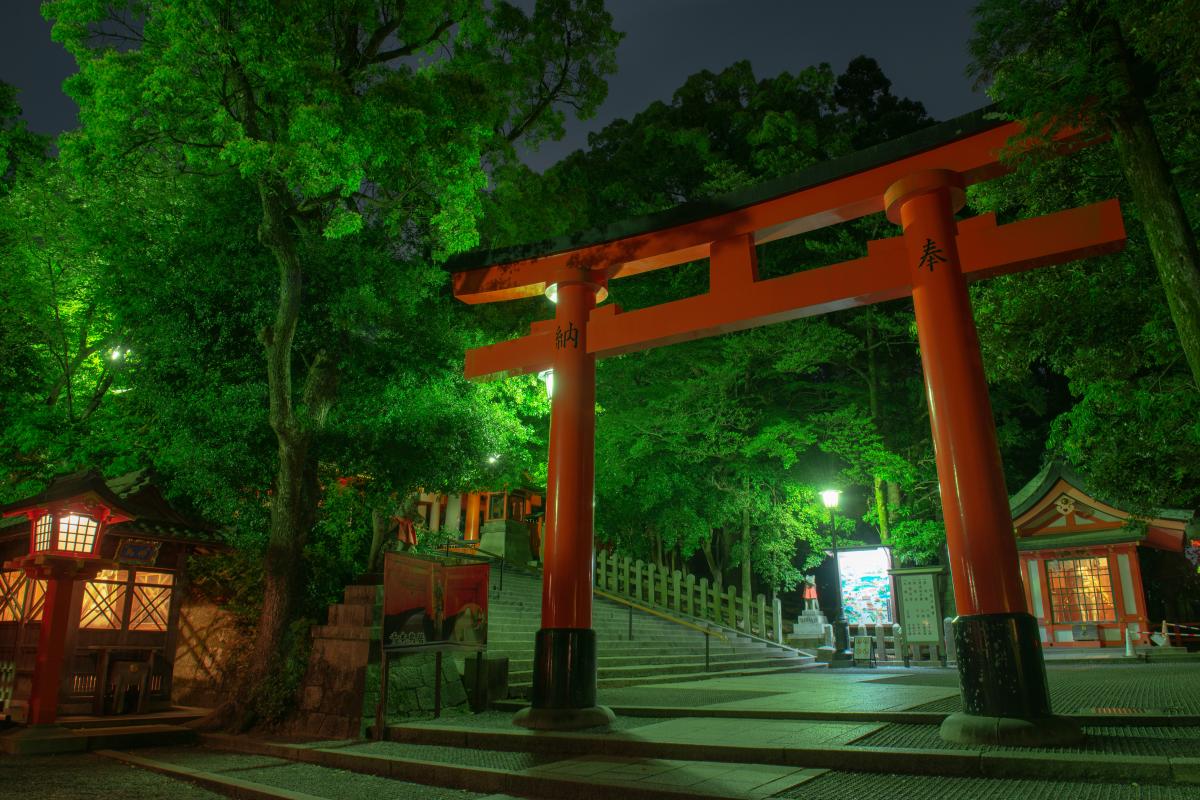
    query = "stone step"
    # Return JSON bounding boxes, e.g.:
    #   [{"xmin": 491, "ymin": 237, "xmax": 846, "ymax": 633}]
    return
[
  {"xmin": 484, "ymin": 640, "xmax": 771, "ymax": 656},
  {"xmin": 484, "ymin": 638, "xmax": 772, "ymax": 657},
  {"xmin": 507, "ymin": 655, "xmax": 805, "ymax": 684},
  {"xmin": 508, "ymin": 661, "xmax": 819, "ymax": 693},
  {"xmin": 495, "ymin": 651, "xmax": 800, "ymax": 671},
  {"xmin": 193, "ymin": 732, "xmax": 821, "ymax": 800}
]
